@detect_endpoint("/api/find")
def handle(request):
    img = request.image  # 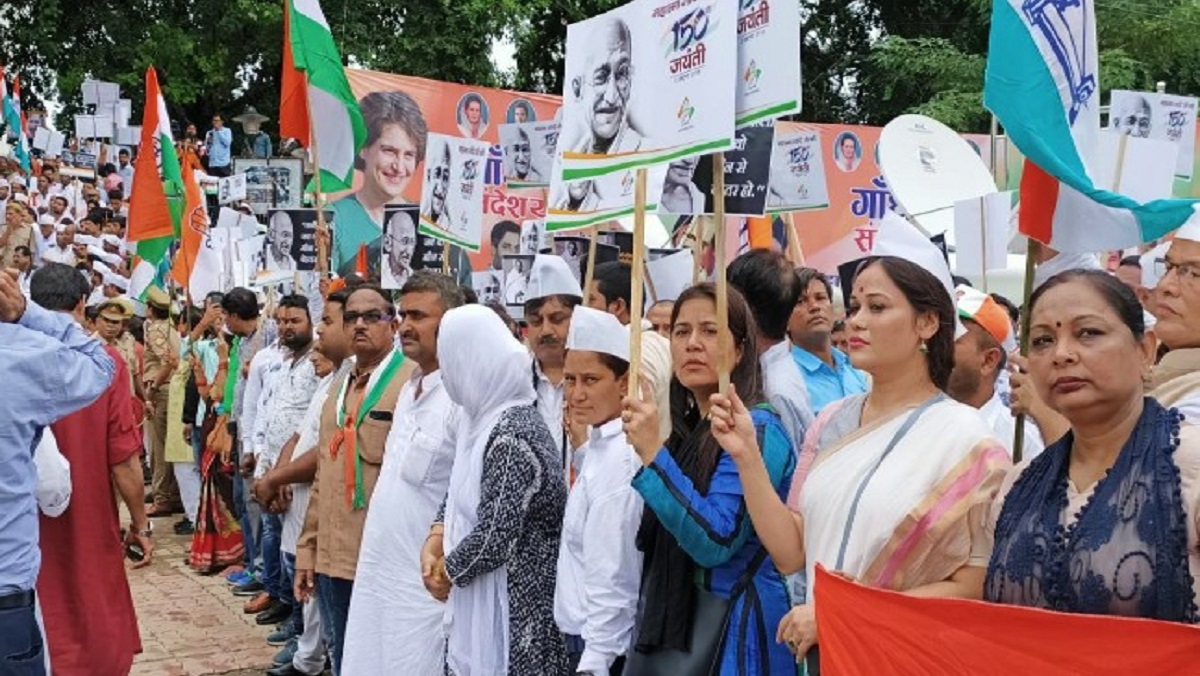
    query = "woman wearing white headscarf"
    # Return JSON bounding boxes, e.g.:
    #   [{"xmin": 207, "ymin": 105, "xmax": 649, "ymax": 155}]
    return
[{"xmin": 420, "ymin": 305, "xmax": 569, "ymax": 676}]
